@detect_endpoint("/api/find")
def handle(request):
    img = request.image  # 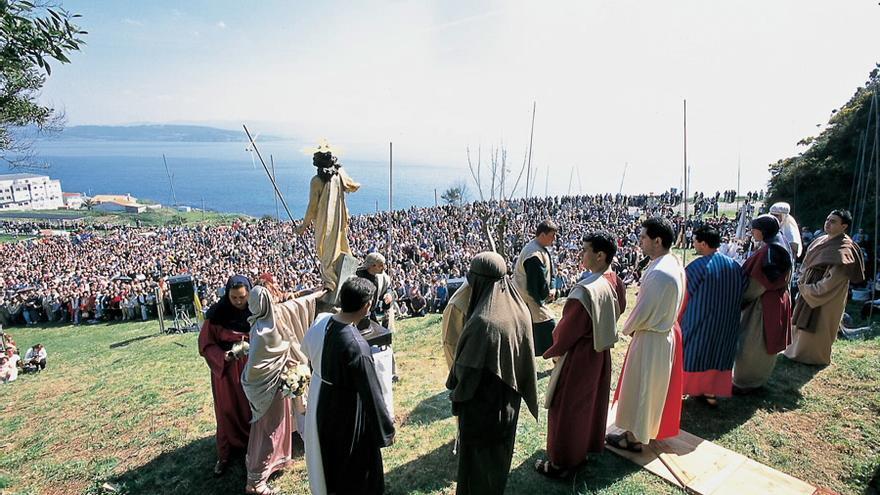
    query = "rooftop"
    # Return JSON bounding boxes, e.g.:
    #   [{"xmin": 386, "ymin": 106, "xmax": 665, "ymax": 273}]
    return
[{"xmin": 0, "ymin": 173, "xmax": 46, "ymax": 180}]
